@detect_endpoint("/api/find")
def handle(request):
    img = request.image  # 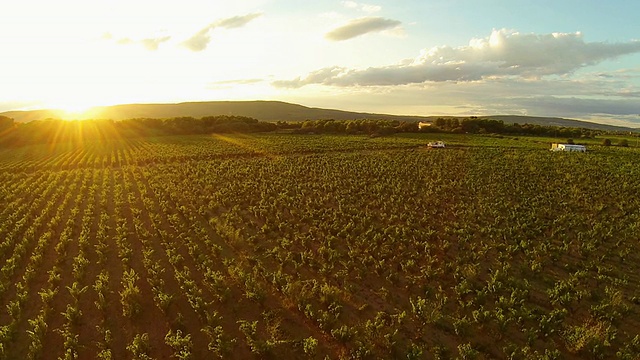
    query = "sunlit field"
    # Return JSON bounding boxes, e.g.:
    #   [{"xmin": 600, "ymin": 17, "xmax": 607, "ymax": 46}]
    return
[
  {"xmin": 4, "ymin": 0, "xmax": 640, "ymax": 355},
  {"xmin": 1, "ymin": 133, "xmax": 639, "ymax": 359}
]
